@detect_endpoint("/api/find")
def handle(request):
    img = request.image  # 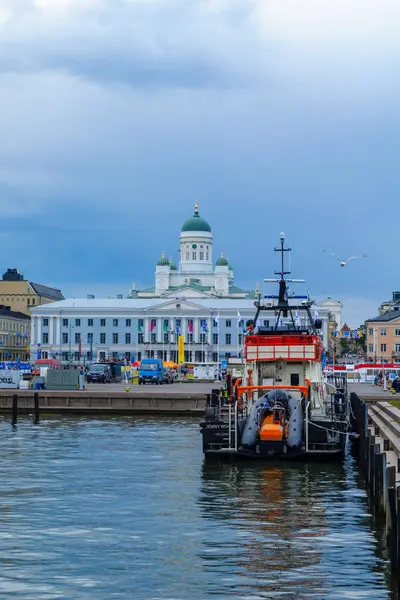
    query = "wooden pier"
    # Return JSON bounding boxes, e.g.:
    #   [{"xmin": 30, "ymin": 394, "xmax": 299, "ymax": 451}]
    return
[{"xmin": 351, "ymin": 390, "xmax": 400, "ymax": 579}]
